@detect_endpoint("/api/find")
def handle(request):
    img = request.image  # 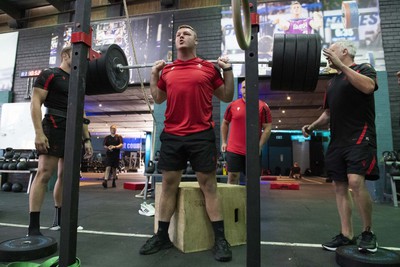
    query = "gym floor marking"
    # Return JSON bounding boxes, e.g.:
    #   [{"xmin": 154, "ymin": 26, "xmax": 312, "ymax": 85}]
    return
[{"xmin": 1, "ymin": 222, "xmax": 399, "ymax": 251}]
